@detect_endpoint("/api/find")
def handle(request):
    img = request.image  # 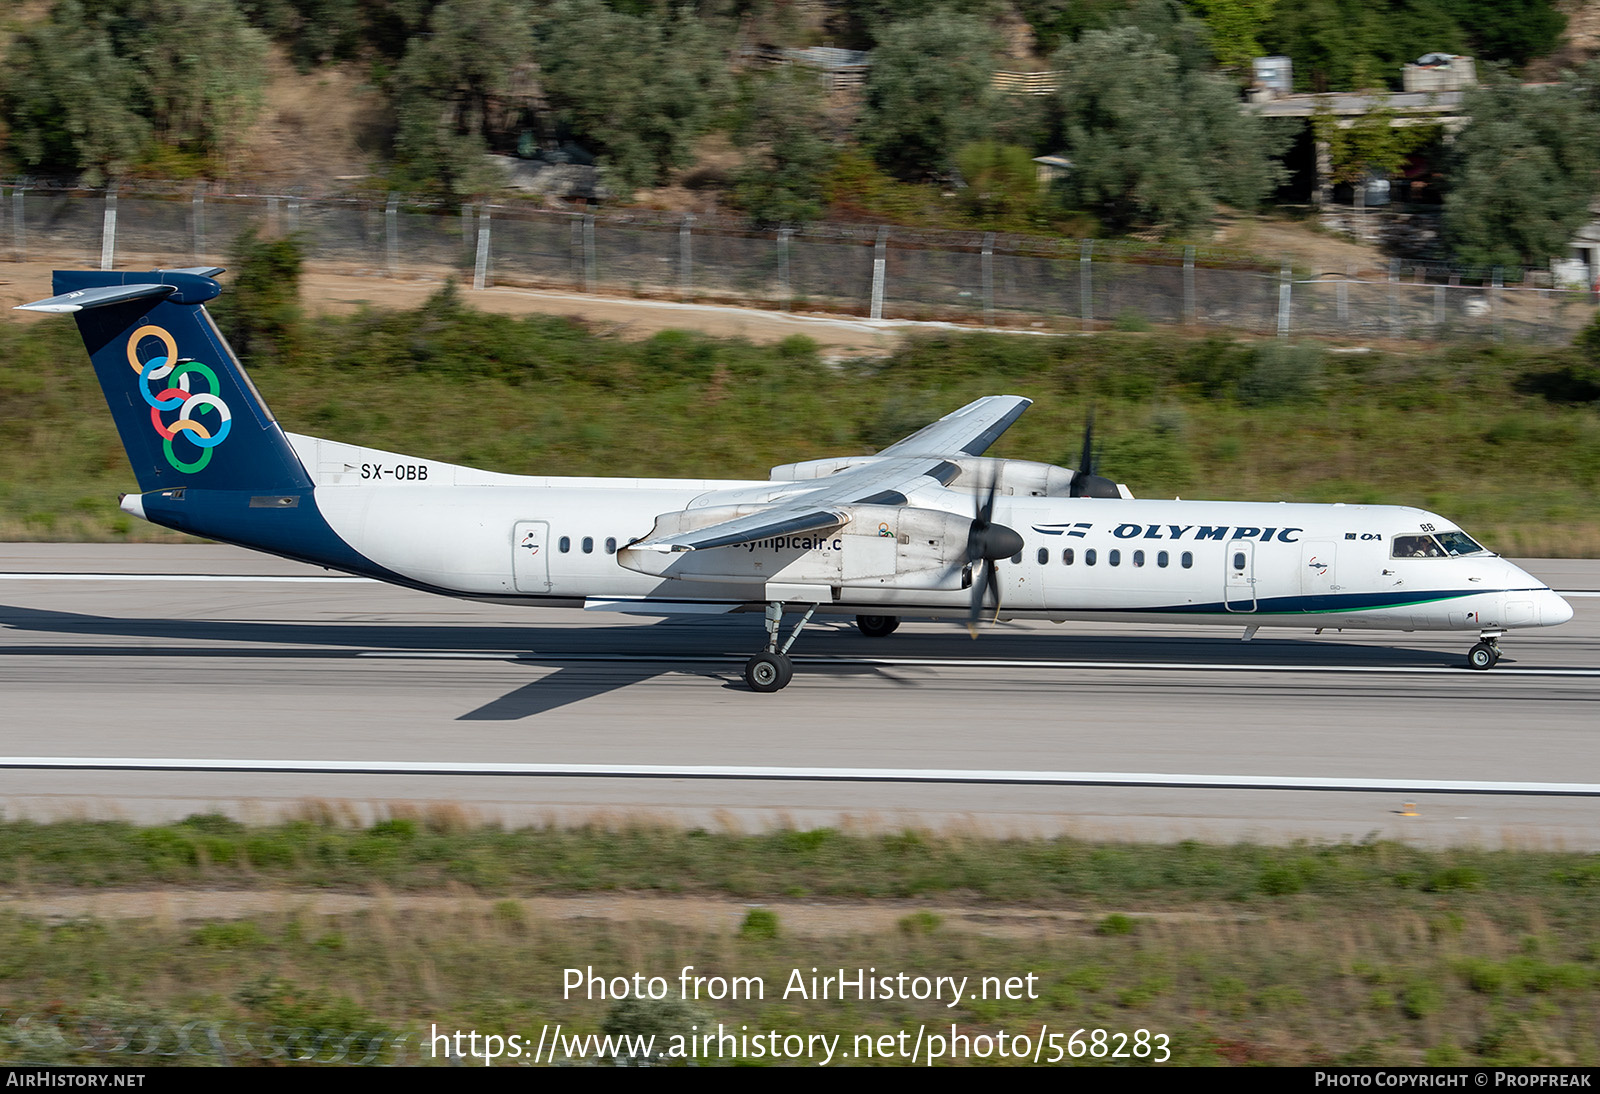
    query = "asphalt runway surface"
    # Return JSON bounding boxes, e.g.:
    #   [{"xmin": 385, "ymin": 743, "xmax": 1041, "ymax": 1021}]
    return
[{"xmin": 3, "ymin": 544, "xmax": 1598, "ymax": 848}]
